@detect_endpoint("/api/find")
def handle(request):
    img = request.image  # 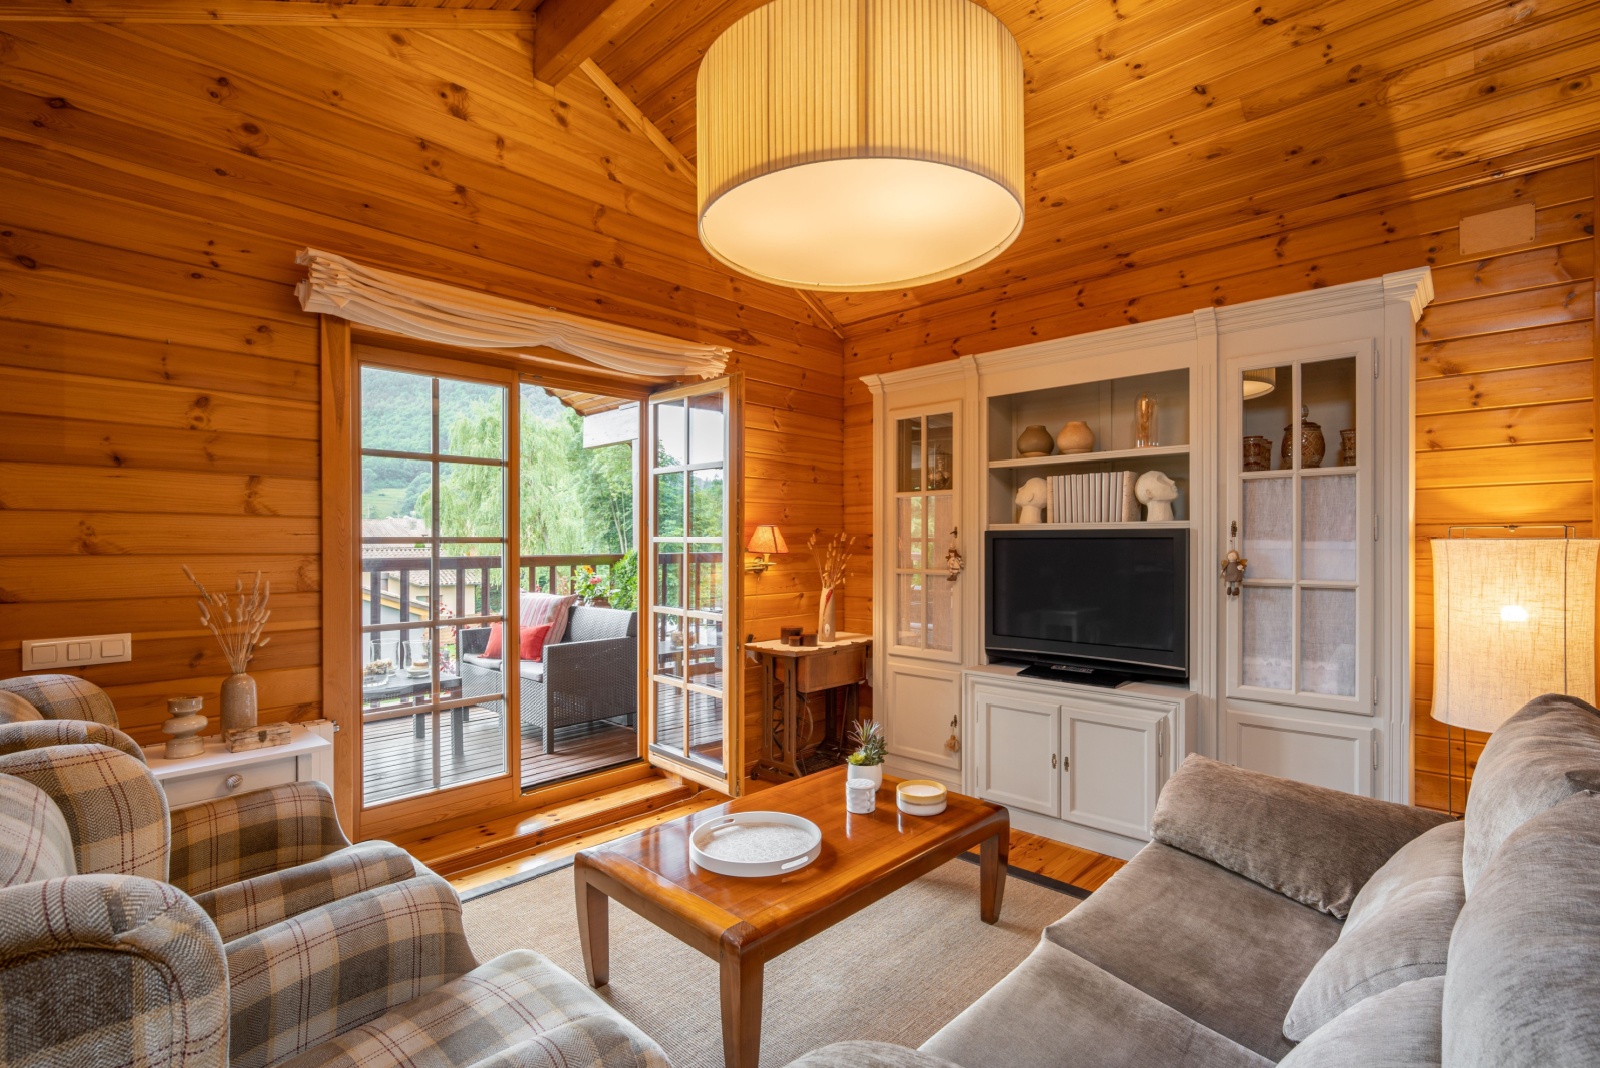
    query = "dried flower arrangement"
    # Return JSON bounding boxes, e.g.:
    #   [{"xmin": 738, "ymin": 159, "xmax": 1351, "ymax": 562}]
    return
[
  {"xmin": 808, "ymin": 532, "xmax": 857, "ymax": 589},
  {"xmin": 183, "ymin": 565, "xmax": 271, "ymax": 674}
]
